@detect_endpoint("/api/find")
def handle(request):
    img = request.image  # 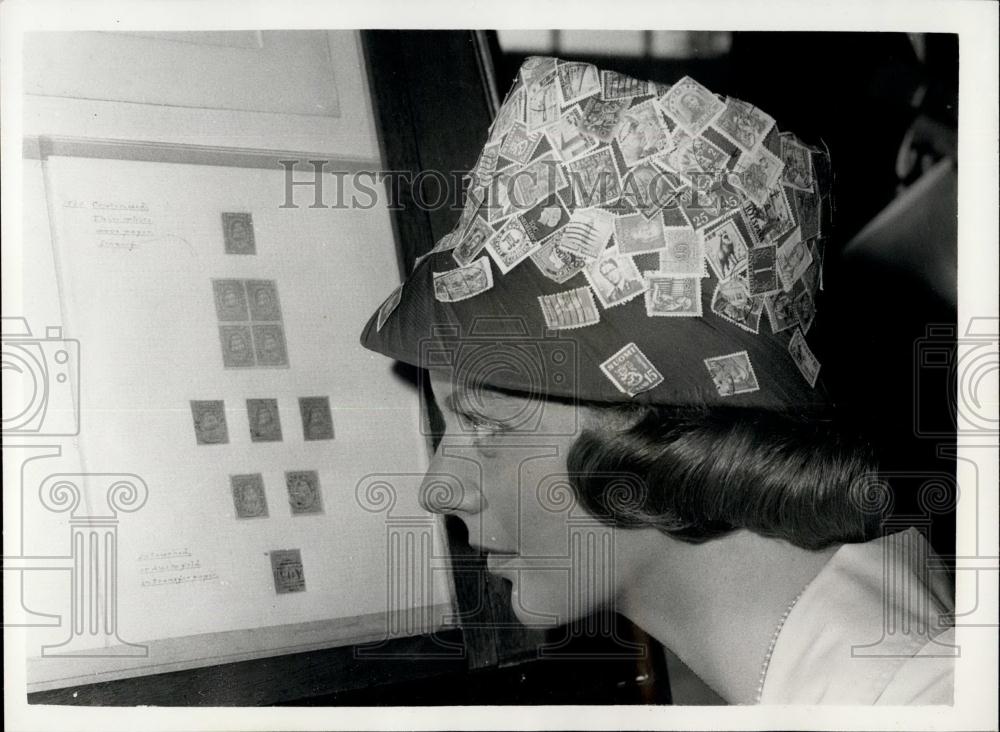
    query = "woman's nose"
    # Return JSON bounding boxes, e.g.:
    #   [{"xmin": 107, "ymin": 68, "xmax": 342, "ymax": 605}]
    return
[{"xmin": 418, "ymin": 451, "xmax": 484, "ymax": 515}]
